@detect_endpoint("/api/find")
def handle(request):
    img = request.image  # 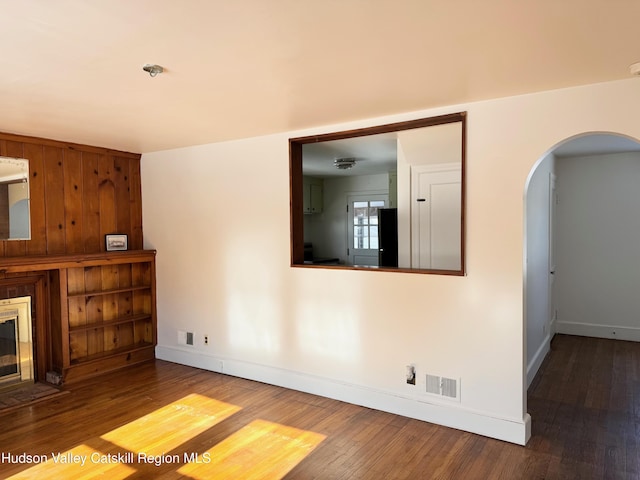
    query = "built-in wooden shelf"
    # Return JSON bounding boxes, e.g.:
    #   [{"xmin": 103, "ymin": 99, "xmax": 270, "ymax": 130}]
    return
[
  {"xmin": 67, "ymin": 285, "xmax": 150, "ymax": 298},
  {"xmin": 0, "ymin": 250, "xmax": 158, "ymax": 384},
  {"xmin": 69, "ymin": 342, "xmax": 155, "ymax": 366},
  {"xmin": 68, "ymin": 314, "xmax": 153, "ymax": 333}
]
